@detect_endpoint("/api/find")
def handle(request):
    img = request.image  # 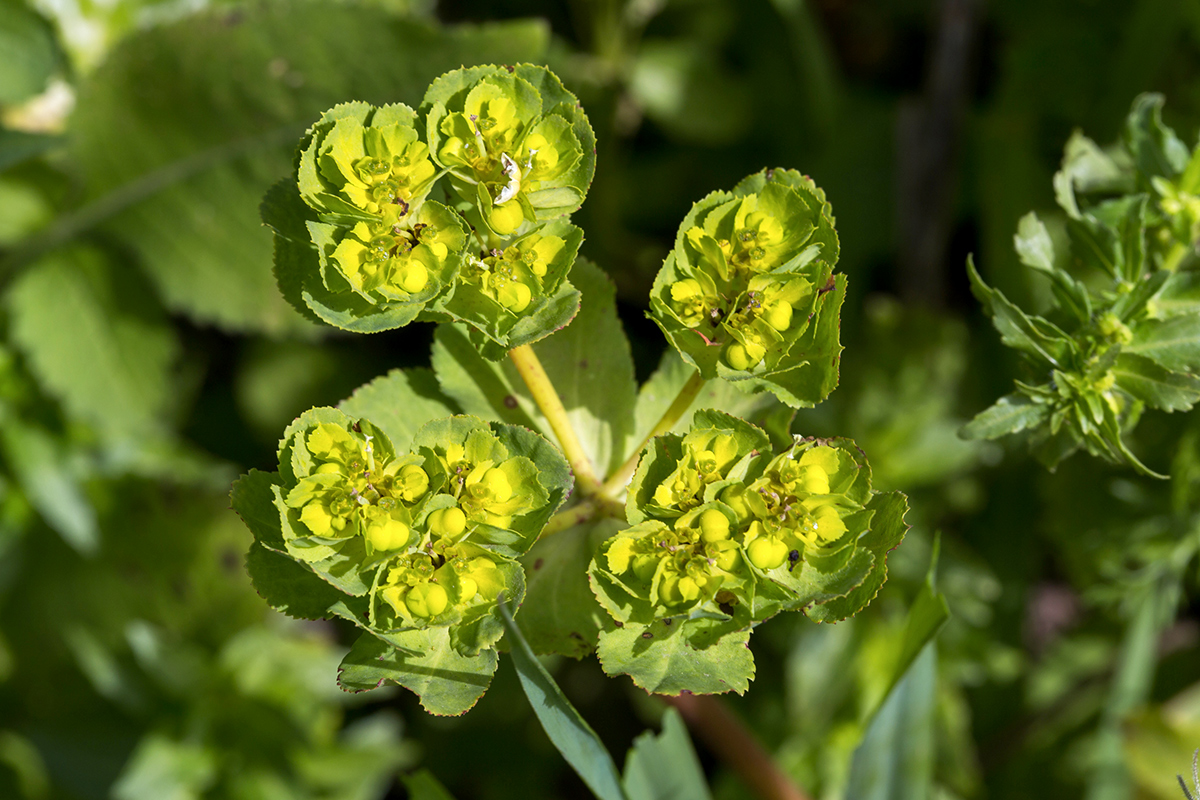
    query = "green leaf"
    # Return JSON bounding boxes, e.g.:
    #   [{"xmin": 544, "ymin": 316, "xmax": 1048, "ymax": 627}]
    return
[
  {"xmin": 1014, "ymin": 212, "xmax": 1092, "ymax": 323},
  {"xmin": 339, "ymin": 368, "xmax": 462, "ymax": 453},
  {"xmin": 805, "ymin": 491, "xmax": 910, "ymax": 624},
  {"xmin": 6, "ymin": 246, "xmax": 179, "ymax": 442},
  {"xmin": 1126, "ymin": 315, "xmax": 1200, "ymax": 374},
  {"xmin": 960, "ymin": 393, "xmax": 1051, "ymax": 440},
  {"xmin": 67, "ymin": 6, "xmax": 548, "ymax": 334},
  {"xmin": 0, "ymin": 421, "xmax": 97, "ymax": 554},
  {"xmin": 1123, "ymin": 93, "xmax": 1190, "ymax": 183},
  {"xmin": 967, "ymin": 255, "xmax": 1074, "ymax": 368},
  {"xmin": 595, "ymin": 619, "xmax": 754, "ymax": 696},
  {"xmin": 1112, "ymin": 353, "xmax": 1200, "ymax": 412},
  {"xmin": 520, "ymin": 518, "xmax": 619, "ymax": 658},
  {"xmin": 245, "ymin": 542, "xmax": 369, "ymax": 624},
  {"xmin": 402, "ymin": 770, "xmax": 459, "ymax": 800},
  {"xmin": 0, "ymin": 128, "xmax": 61, "ymax": 172},
  {"xmin": 622, "ymin": 708, "xmax": 712, "ymax": 800},
  {"xmin": 498, "ymin": 598, "xmax": 629, "ymax": 800},
  {"xmin": 1054, "ymin": 131, "xmax": 1134, "ymax": 217},
  {"xmin": 0, "ymin": 1, "xmax": 60, "ymax": 105},
  {"xmin": 433, "ymin": 259, "xmax": 638, "ymax": 476},
  {"xmin": 845, "ymin": 645, "xmax": 938, "ymax": 800},
  {"xmin": 1154, "ymin": 271, "xmax": 1200, "ymax": 317},
  {"xmin": 338, "ymin": 629, "xmax": 498, "ymax": 716},
  {"xmin": 111, "ymin": 733, "xmax": 217, "ymax": 800},
  {"xmin": 864, "ymin": 536, "xmax": 950, "ymax": 728}
]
